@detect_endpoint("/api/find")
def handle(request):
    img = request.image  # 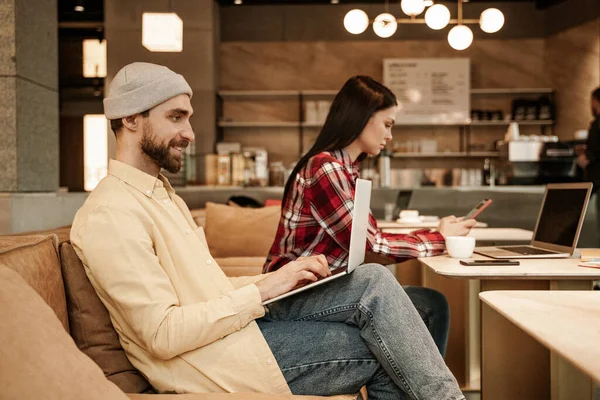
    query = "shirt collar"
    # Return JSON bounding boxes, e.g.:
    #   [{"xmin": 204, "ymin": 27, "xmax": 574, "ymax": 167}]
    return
[
  {"xmin": 329, "ymin": 148, "xmax": 360, "ymax": 178},
  {"xmin": 108, "ymin": 159, "xmax": 175, "ymax": 197}
]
